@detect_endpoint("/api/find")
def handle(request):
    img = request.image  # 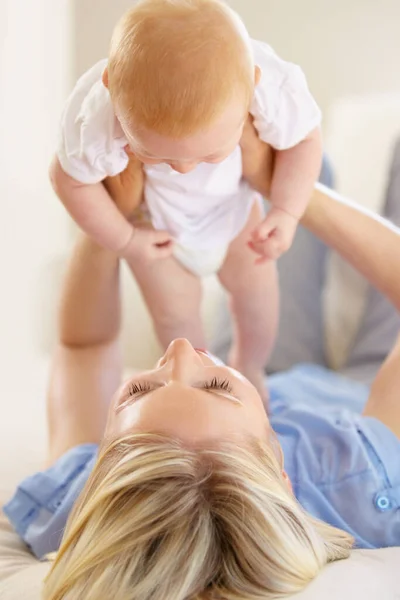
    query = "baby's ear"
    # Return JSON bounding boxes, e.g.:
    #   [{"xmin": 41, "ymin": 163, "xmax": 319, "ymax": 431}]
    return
[
  {"xmin": 254, "ymin": 65, "xmax": 261, "ymax": 86},
  {"xmin": 102, "ymin": 67, "xmax": 109, "ymax": 89}
]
